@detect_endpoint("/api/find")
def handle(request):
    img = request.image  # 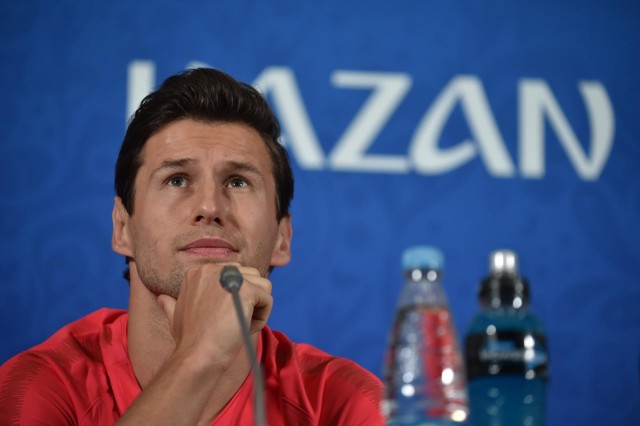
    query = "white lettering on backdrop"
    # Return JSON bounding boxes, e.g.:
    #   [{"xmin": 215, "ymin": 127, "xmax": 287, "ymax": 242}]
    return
[{"xmin": 127, "ymin": 60, "xmax": 615, "ymax": 180}]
